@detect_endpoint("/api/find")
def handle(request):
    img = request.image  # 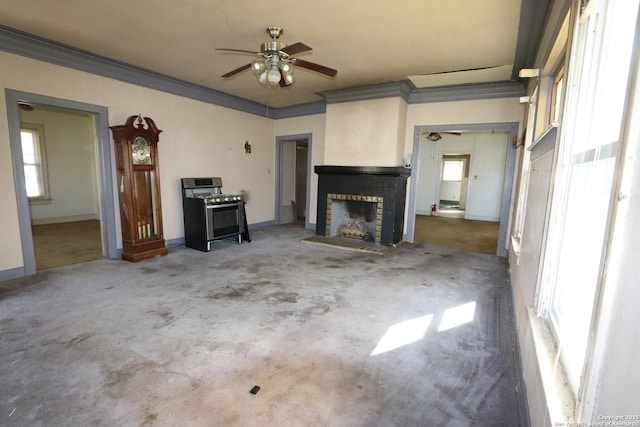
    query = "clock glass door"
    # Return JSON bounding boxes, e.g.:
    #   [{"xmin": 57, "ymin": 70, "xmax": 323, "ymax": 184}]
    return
[{"xmin": 133, "ymin": 170, "xmax": 158, "ymax": 239}]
